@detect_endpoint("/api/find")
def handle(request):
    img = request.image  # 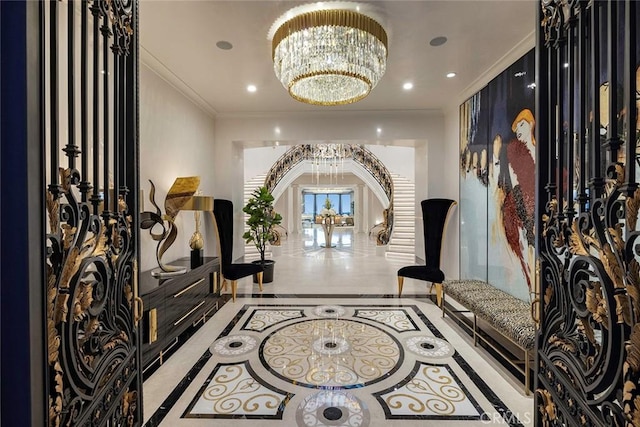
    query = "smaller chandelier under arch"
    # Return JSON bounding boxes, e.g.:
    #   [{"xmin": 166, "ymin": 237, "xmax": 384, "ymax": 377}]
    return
[{"xmin": 269, "ymin": 2, "xmax": 388, "ymax": 106}]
